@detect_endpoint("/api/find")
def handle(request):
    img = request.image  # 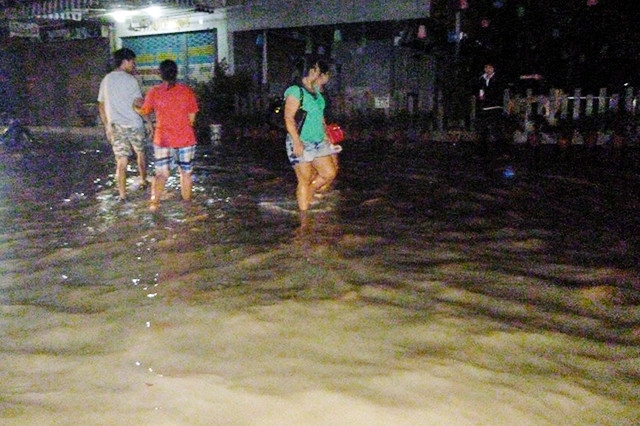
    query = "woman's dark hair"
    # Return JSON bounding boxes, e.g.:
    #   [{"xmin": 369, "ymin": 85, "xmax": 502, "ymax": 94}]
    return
[
  {"xmin": 316, "ymin": 59, "xmax": 330, "ymax": 75},
  {"xmin": 305, "ymin": 56, "xmax": 330, "ymax": 76},
  {"xmin": 159, "ymin": 59, "xmax": 178, "ymax": 88}
]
